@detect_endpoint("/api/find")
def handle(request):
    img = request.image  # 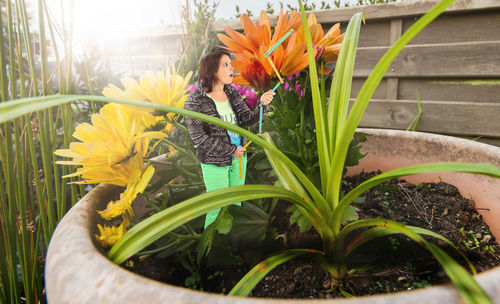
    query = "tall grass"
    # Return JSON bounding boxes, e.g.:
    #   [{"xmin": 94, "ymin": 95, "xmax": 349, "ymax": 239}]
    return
[{"xmin": 0, "ymin": 0, "xmax": 87, "ymax": 302}]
